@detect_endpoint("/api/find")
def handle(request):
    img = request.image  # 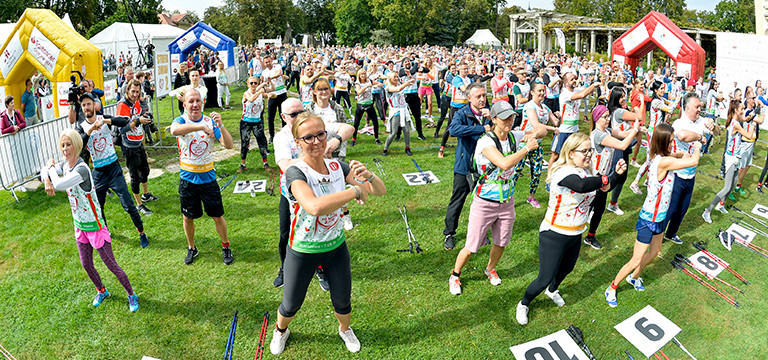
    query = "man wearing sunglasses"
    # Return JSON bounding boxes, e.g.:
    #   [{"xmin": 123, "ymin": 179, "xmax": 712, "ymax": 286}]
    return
[
  {"xmin": 272, "ymin": 98, "xmax": 354, "ymax": 288},
  {"xmin": 170, "ymin": 89, "xmax": 235, "ymax": 265}
]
